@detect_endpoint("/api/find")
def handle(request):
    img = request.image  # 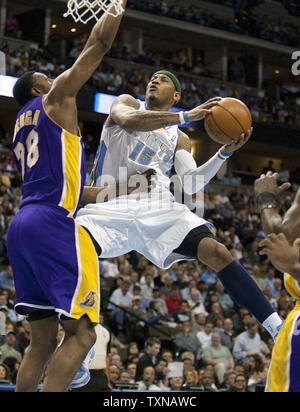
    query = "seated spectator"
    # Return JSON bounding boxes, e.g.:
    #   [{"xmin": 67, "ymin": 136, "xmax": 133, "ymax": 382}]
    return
[
  {"xmin": 174, "ymin": 321, "xmax": 202, "ymax": 360},
  {"xmin": 221, "ymin": 370, "xmax": 237, "ymax": 392},
  {"xmin": 137, "ymin": 365, "xmax": 161, "ymax": 391},
  {"xmin": 215, "ymin": 281, "xmax": 235, "ymax": 315},
  {"xmin": 5, "ymin": 13, "xmax": 19, "ymax": 37},
  {"xmin": 172, "ymin": 300, "xmax": 192, "ymax": 324},
  {"xmin": 202, "ymin": 333, "xmax": 235, "ymax": 386},
  {"xmin": 165, "ymin": 286, "xmax": 183, "ymax": 314},
  {"xmin": 127, "ymin": 362, "xmax": 137, "ymax": 382},
  {"xmin": 200, "ymin": 267, "xmax": 217, "ymax": 288},
  {"xmin": 109, "ymin": 365, "xmax": 120, "ymax": 388},
  {"xmin": 197, "ymin": 321, "xmax": 214, "ymax": 349},
  {"xmin": 107, "ymin": 280, "xmax": 133, "ymax": 337},
  {"xmin": 125, "ymin": 295, "xmax": 149, "ymax": 344},
  {"xmin": 0, "ymin": 331, "xmax": 22, "ymax": 364},
  {"xmin": 169, "ymin": 375, "xmax": 184, "ymax": 391},
  {"xmin": 232, "ymin": 320, "xmax": 264, "ymax": 365},
  {"xmin": 198, "ymin": 371, "xmax": 219, "ymax": 392},
  {"xmin": 219, "ymin": 318, "xmax": 236, "ymax": 351},
  {"xmin": 190, "ymin": 313, "xmax": 207, "ymax": 335},
  {"xmin": 233, "ymin": 373, "xmax": 249, "ymax": 392},
  {"xmin": 188, "ymin": 288, "xmax": 208, "ymax": 317},
  {"xmin": 246, "ymin": 353, "xmax": 265, "ymax": 392},
  {"xmin": 0, "ymin": 361, "xmax": 12, "ymax": 384},
  {"xmin": 149, "ymin": 286, "xmax": 169, "ymax": 315},
  {"xmin": 0, "ymin": 266, "xmax": 14, "ymax": 291}
]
